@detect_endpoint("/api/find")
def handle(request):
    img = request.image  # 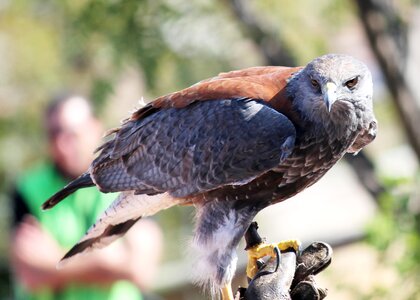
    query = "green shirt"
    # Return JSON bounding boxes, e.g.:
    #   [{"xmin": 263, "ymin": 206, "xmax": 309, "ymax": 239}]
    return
[{"xmin": 14, "ymin": 162, "xmax": 142, "ymax": 300}]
